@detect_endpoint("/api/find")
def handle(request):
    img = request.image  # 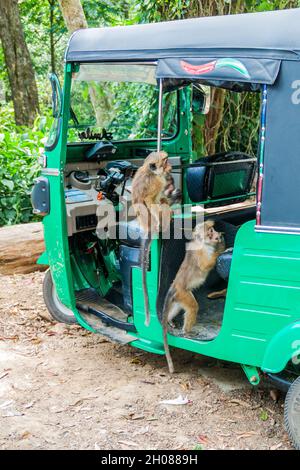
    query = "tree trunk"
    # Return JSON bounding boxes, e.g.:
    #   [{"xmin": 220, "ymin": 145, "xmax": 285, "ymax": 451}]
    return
[
  {"xmin": 142, "ymin": 0, "xmax": 246, "ymax": 155},
  {"xmin": 0, "ymin": 0, "xmax": 39, "ymax": 127},
  {"xmin": 203, "ymin": 87, "xmax": 226, "ymax": 154},
  {"xmin": 57, "ymin": 0, "xmax": 88, "ymax": 31},
  {"xmin": 189, "ymin": 0, "xmax": 245, "ymax": 154},
  {"xmin": 0, "ymin": 223, "xmax": 46, "ymax": 275}
]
